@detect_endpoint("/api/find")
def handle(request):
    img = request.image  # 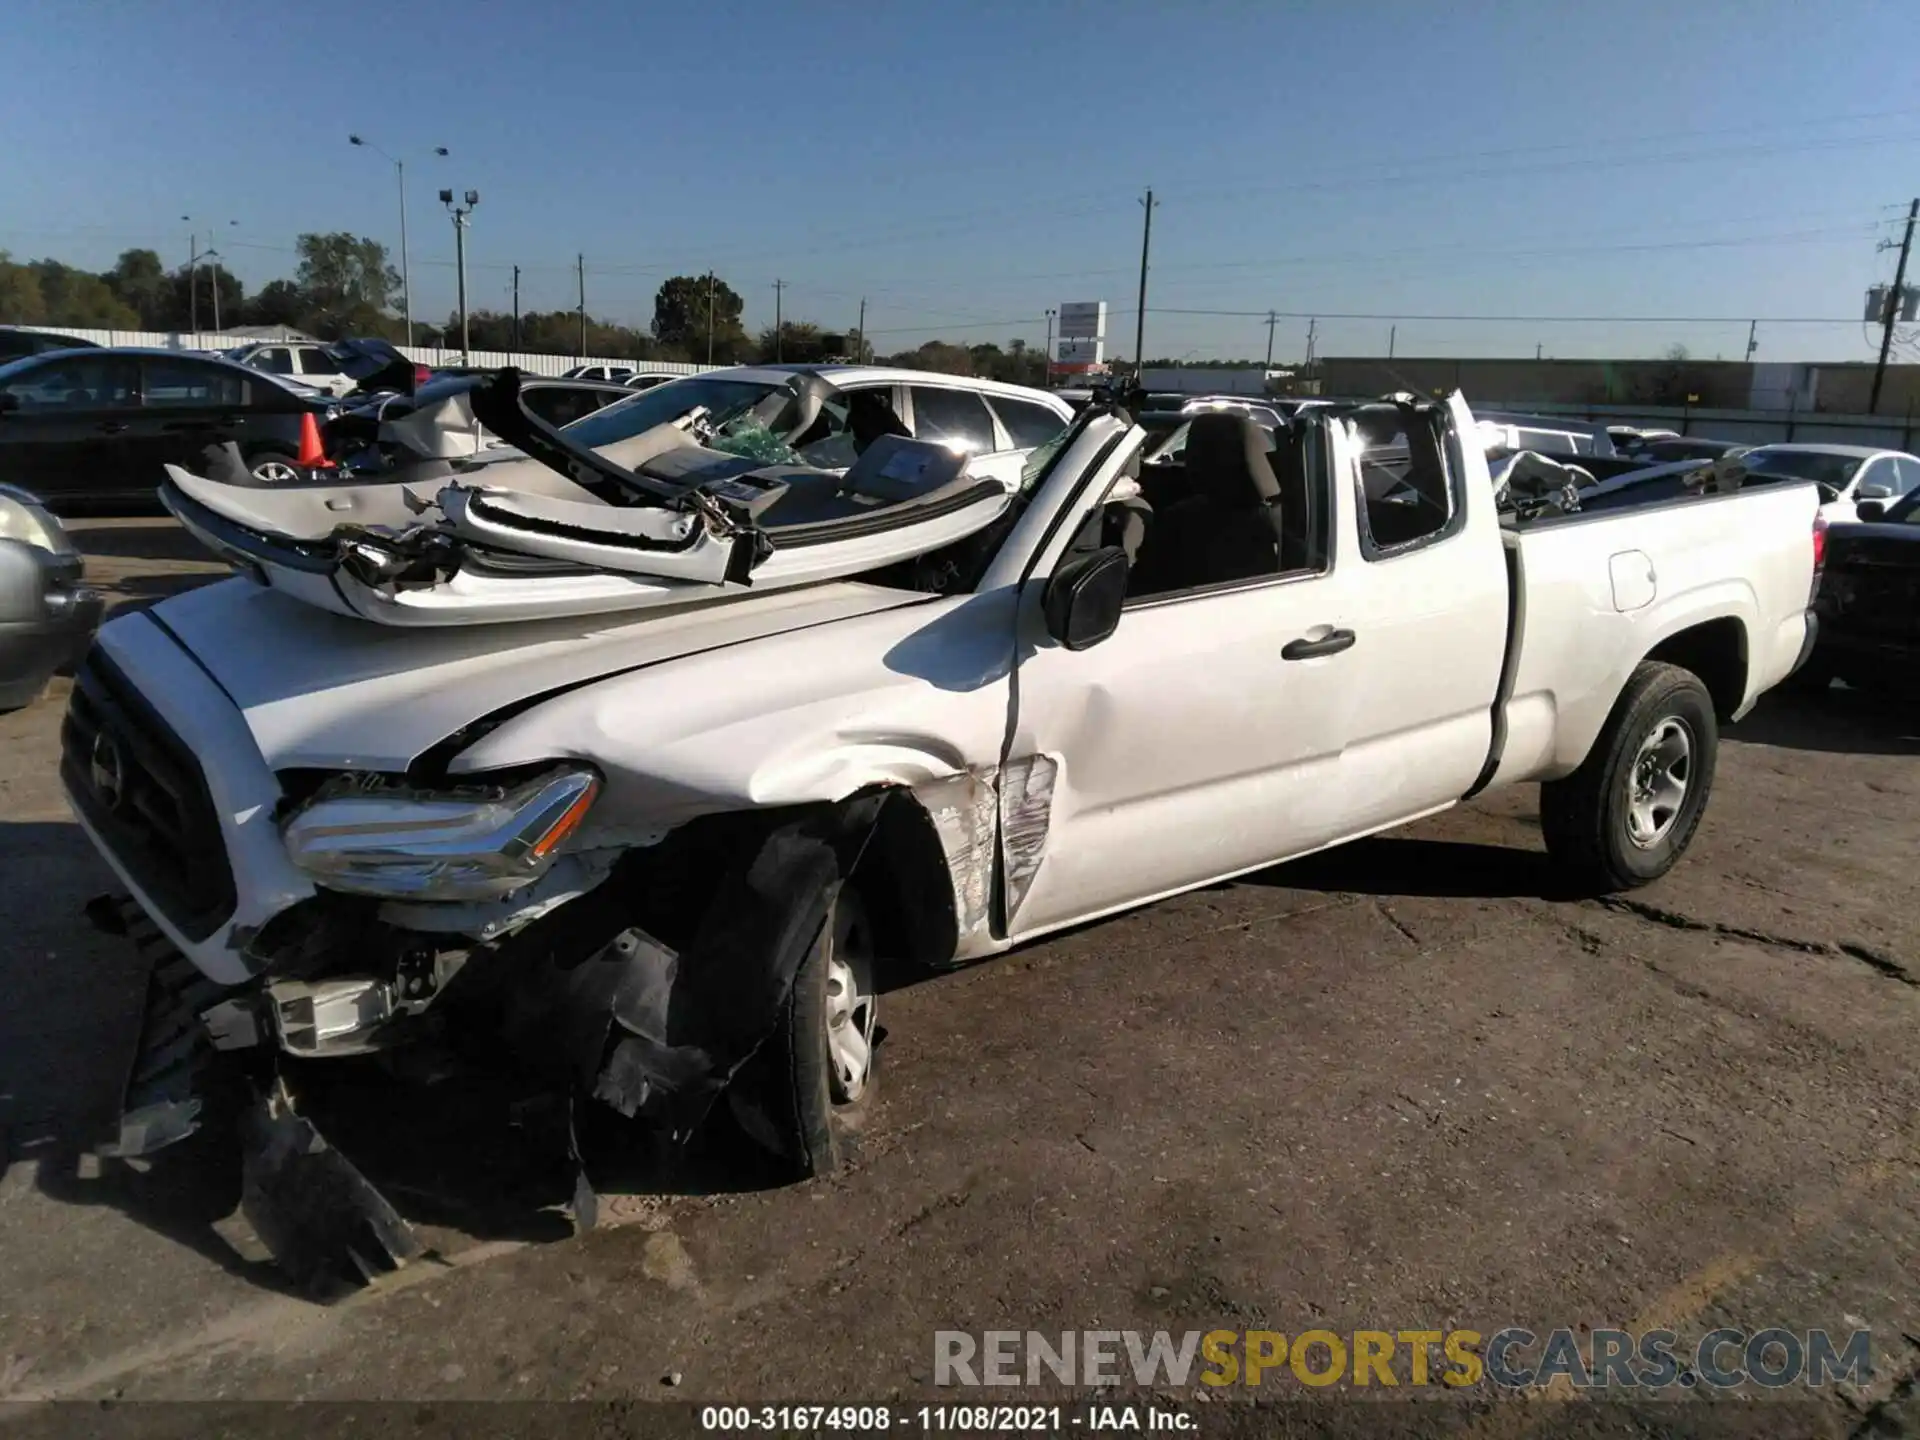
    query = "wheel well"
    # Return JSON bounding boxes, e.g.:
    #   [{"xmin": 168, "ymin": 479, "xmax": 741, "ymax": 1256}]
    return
[
  {"xmin": 1645, "ymin": 618, "xmax": 1748, "ymax": 719},
  {"xmin": 849, "ymin": 792, "xmax": 960, "ymax": 974}
]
